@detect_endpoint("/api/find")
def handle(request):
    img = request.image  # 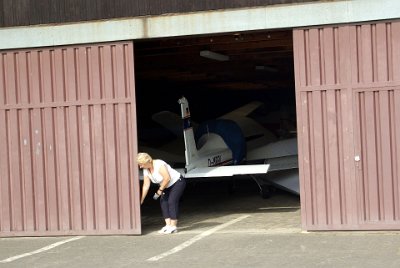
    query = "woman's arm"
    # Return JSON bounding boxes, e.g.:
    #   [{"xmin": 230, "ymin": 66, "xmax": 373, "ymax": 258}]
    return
[{"xmin": 141, "ymin": 176, "xmax": 151, "ymax": 204}]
